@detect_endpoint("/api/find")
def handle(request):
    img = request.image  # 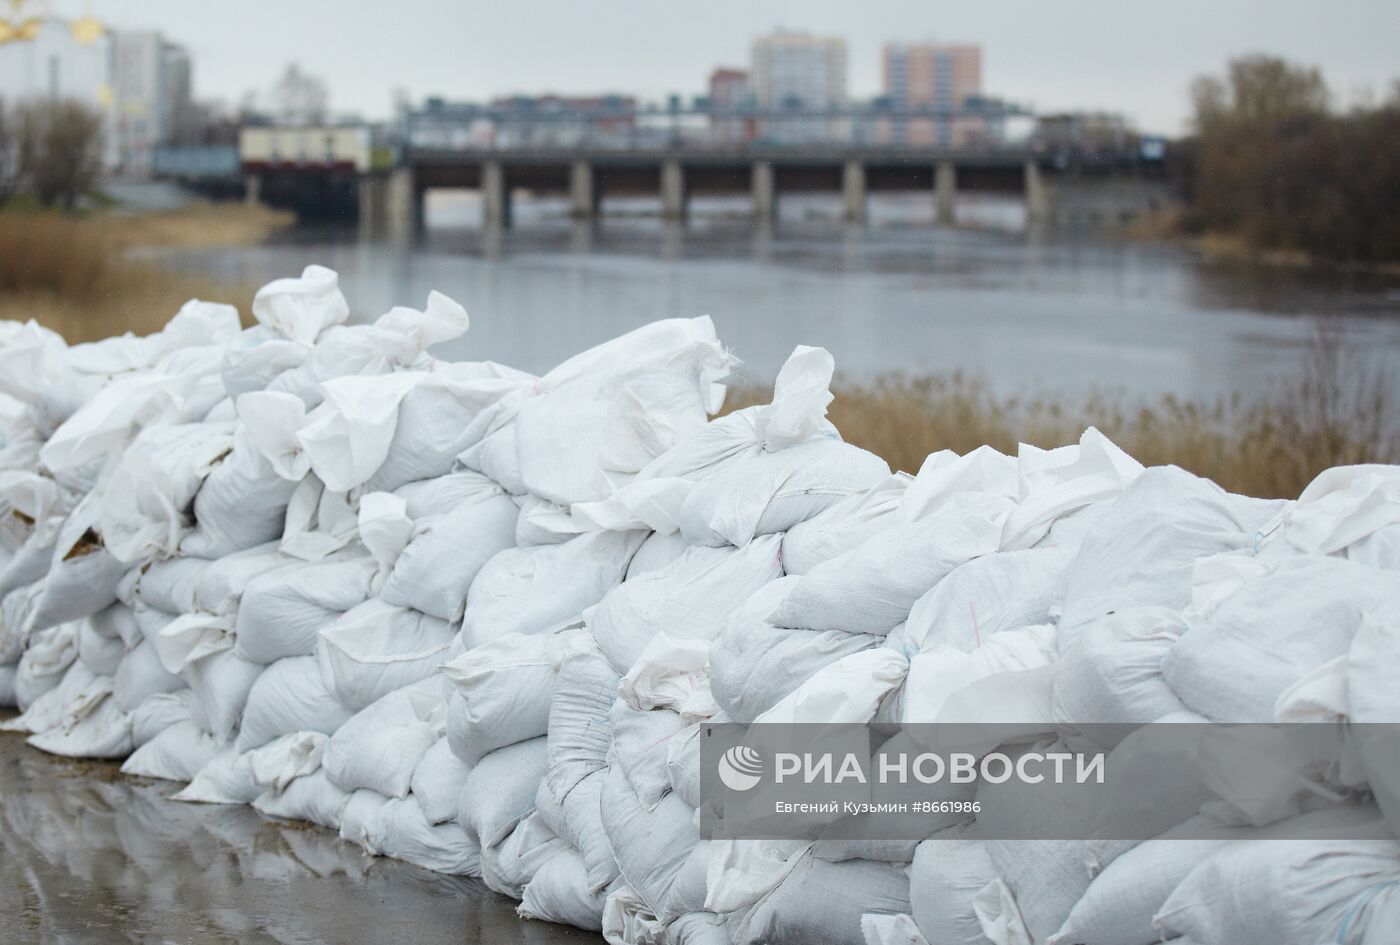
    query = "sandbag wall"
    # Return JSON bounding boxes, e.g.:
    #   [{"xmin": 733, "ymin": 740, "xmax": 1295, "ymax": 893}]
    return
[{"xmin": 0, "ymin": 264, "xmax": 1398, "ymax": 945}]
